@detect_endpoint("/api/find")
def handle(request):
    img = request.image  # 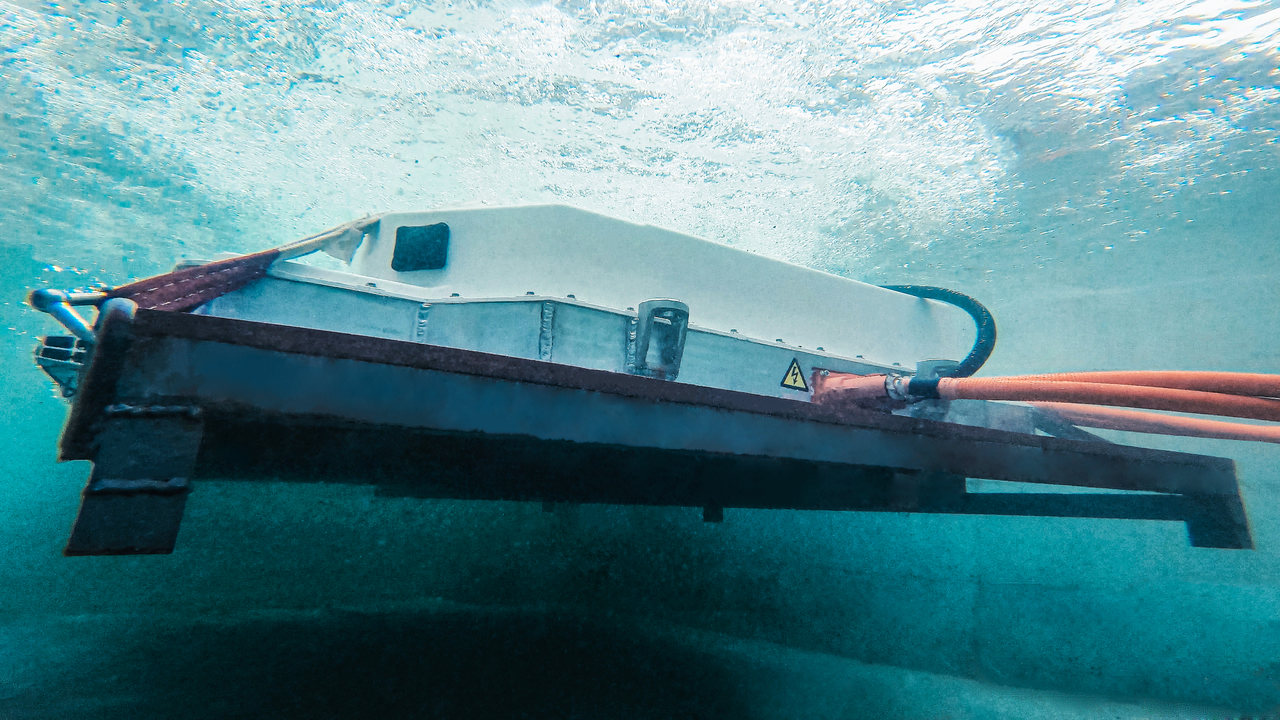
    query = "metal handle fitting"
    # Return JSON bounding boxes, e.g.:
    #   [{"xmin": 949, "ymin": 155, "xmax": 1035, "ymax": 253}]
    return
[
  {"xmin": 634, "ymin": 299, "xmax": 689, "ymax": 380},
  {"xmin": 29, "ymin": 289, "xmax": 105, "ymax": 345}
]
